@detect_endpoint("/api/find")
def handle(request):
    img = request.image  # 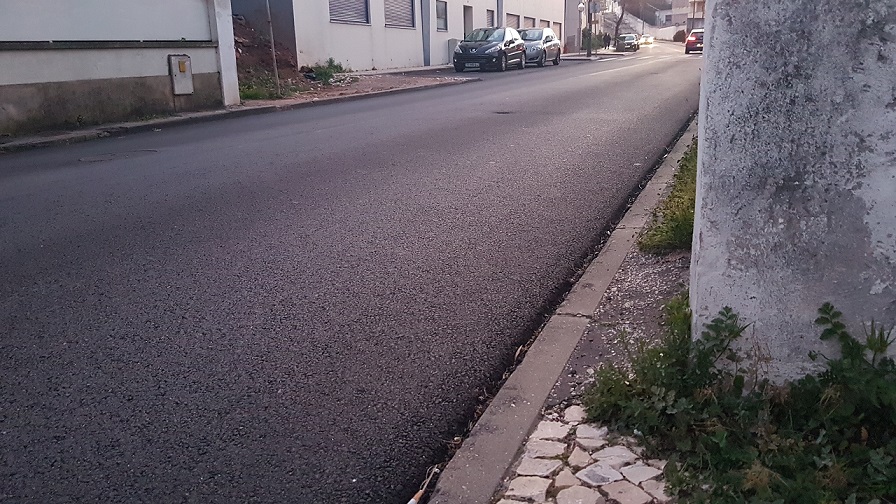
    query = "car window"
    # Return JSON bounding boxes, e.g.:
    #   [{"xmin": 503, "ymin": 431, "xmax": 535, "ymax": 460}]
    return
[
  {"xmin": 518, "ymin": 29, "xmax": 543, "ymax": 41},
  {"xmin": 465, "ymin": 28, "xmax": 505, "ymax": 42}
]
